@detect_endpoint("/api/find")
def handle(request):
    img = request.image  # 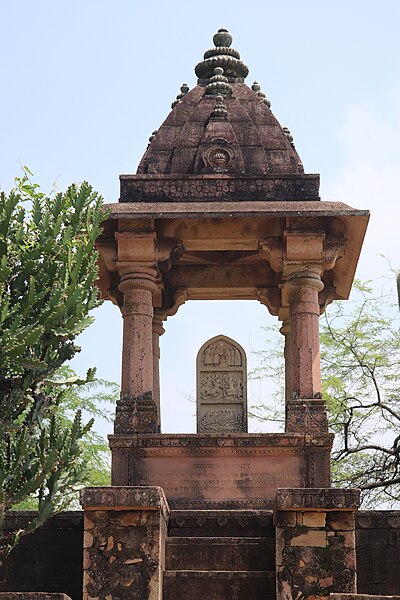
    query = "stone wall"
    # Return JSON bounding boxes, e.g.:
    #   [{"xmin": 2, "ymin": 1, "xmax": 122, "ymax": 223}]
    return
[
  {"xmin": 355, "ymin": 510, "xmax": 400, "ymax": 595},
  {"xmin": 1, "ymin": 509, "xmax": 400, "ymax": 599},
  {"xmin": 0, "ymin": 511, "xmax": 83, "ymax": 600}
]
